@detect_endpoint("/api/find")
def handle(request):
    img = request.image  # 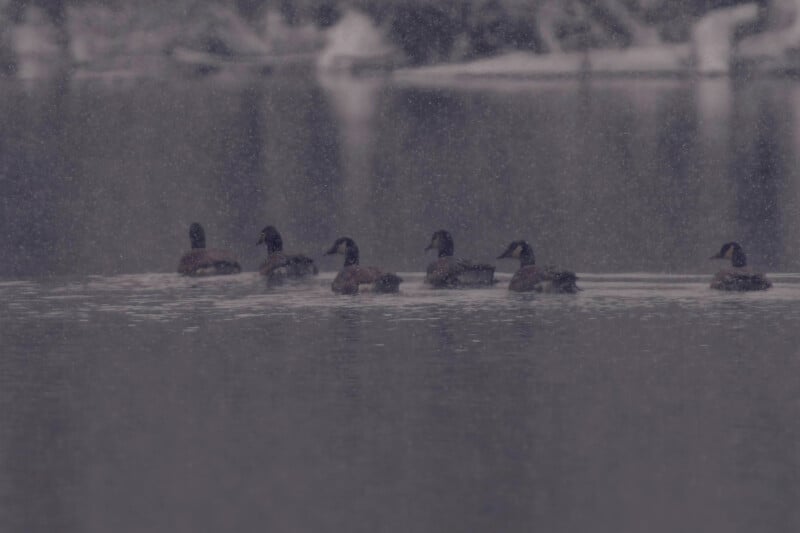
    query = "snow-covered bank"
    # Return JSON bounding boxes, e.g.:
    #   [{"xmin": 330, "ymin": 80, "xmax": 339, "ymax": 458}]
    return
[
  {"xmin": 5, "ymin": 2, "xmax": 325, "ymax": 80},
  {"xmin": 6, "ymin": 1, "xmax": 800, "ymax": 81},
  {"xmin": 393, "ymin": 3, "xmax": 800, "ymax": 82}
]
